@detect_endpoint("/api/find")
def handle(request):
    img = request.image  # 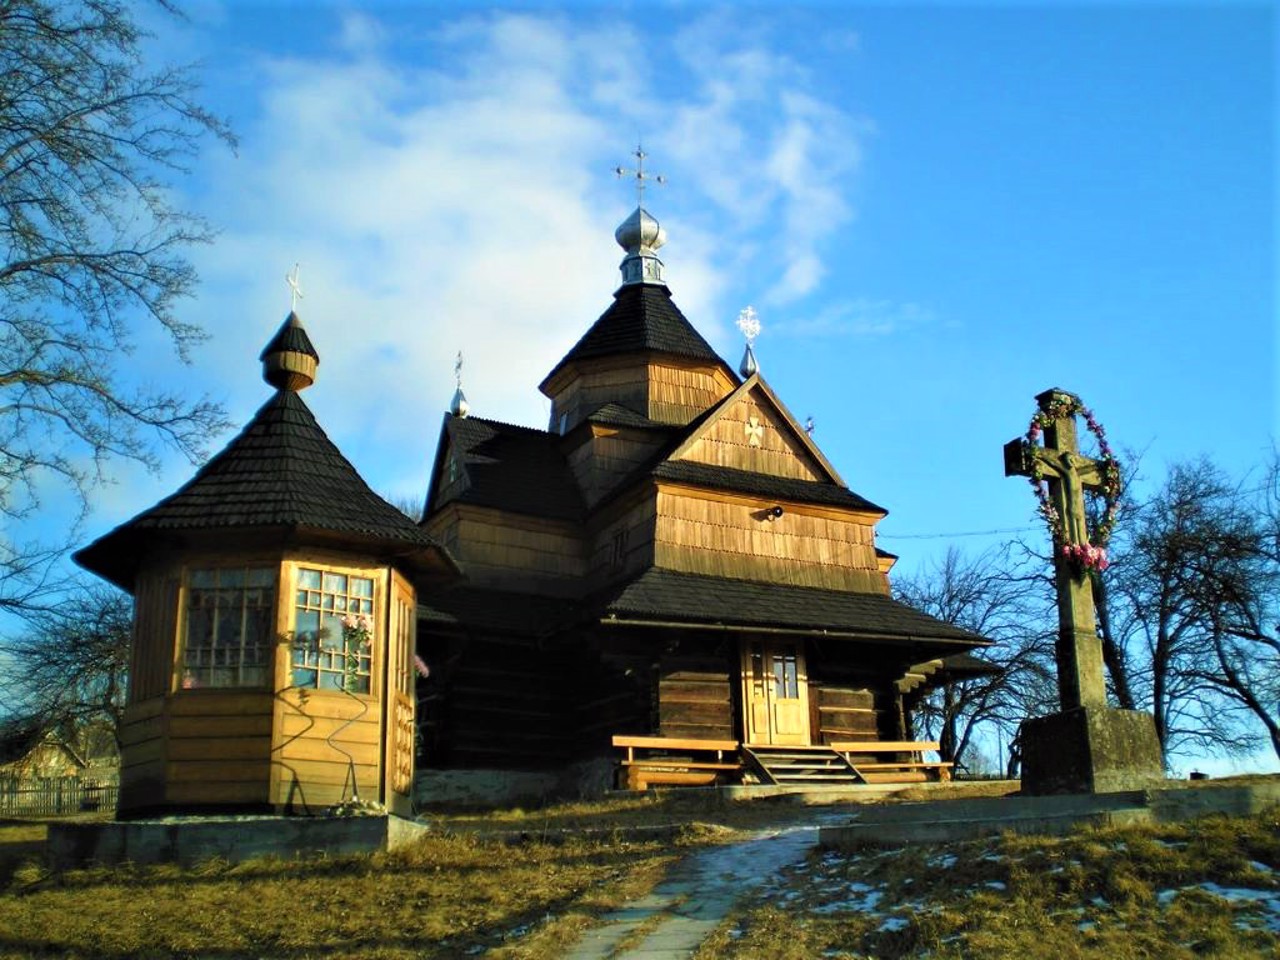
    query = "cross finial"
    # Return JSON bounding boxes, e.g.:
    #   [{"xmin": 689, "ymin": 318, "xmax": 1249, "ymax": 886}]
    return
[
  {"xmin": 286, "ymin": 263, "xmax": 304, "ymax": 312},
  {"xmin": 615, "ymin": 144, "xmax": 666, "ymax": 208},
  {"xmin": 736, "ymin": 306, "xmax": 761, "ymax": 347},
  {"xmin": 450, "ymin": 349, "xmax": 470, "ymax": 418},
  {"xmin": 454, "ymin": 350, "xmax": 464, "ymax": 388}
]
